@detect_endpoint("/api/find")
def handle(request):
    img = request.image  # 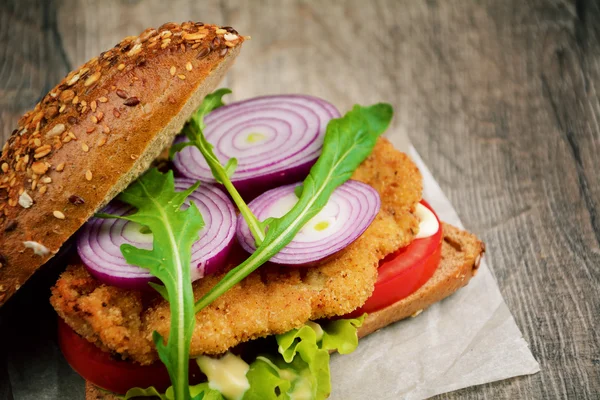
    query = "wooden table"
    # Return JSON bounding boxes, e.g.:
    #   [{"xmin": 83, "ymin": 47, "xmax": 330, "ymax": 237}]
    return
[{"xmin": 1, "ymin": 0, "xmax": 598, "ymax": 398}]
